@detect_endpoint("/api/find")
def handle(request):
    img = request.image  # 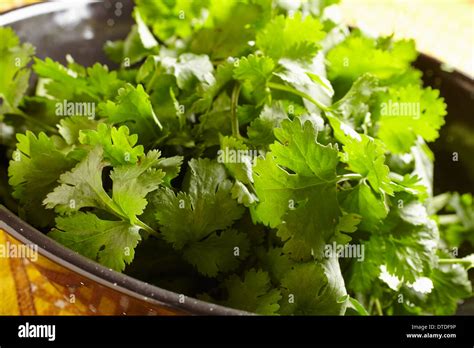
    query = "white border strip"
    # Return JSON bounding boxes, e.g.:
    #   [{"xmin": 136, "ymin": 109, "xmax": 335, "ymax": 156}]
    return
[{"xmin": 0, "ymin": 0, "xmax": 100, "ymax": 26}]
